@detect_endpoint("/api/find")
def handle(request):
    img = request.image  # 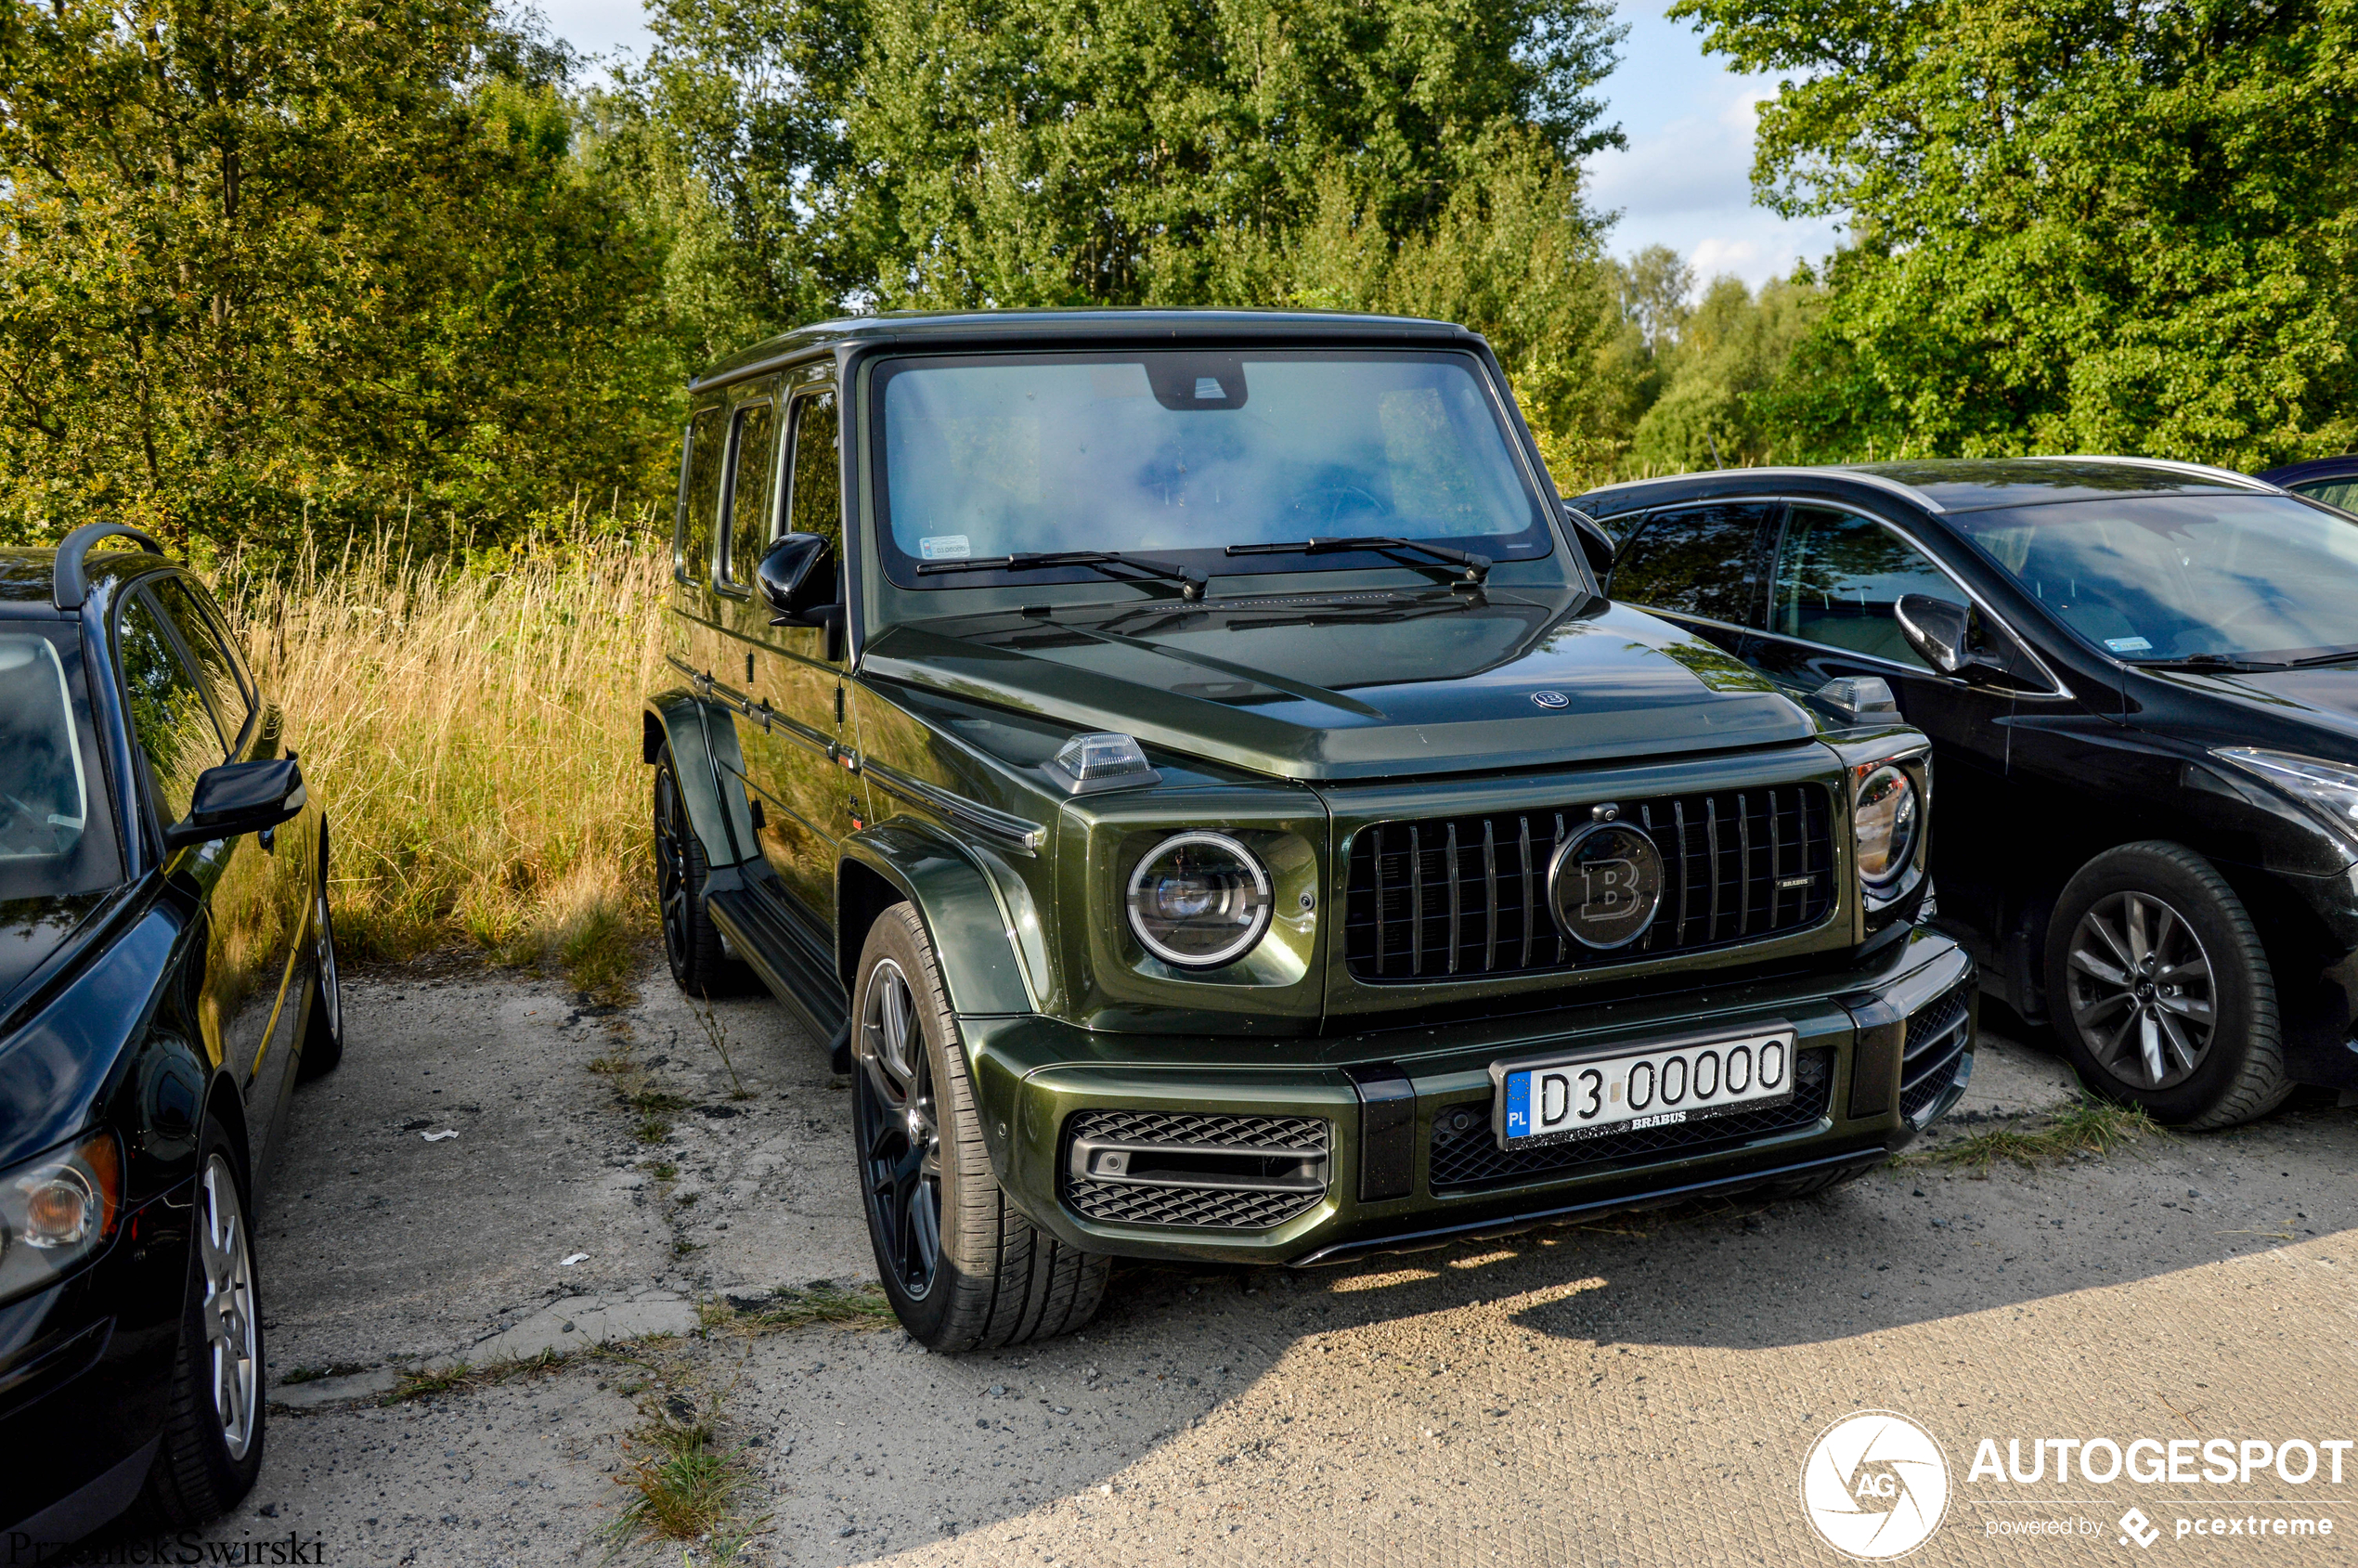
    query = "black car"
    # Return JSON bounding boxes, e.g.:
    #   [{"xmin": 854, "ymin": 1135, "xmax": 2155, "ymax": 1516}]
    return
[
  {"xmin": 1566, "ymin": 458, "xmax": 2358, "ymax": 1129},
  {"xmin": 2258, "ymin": 456, "xmax": 2358, "ymax": 512},
  {"xmin": 0, "ymin": 526, "xmax": 337, "ymax": 1542}
]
